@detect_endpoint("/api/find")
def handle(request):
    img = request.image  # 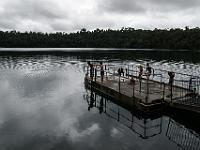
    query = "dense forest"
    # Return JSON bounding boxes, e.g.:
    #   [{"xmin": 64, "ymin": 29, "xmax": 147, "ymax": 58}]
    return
[{"xmin": 0, "ymin": 27, "xmax": 200, "ymax": 50}]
